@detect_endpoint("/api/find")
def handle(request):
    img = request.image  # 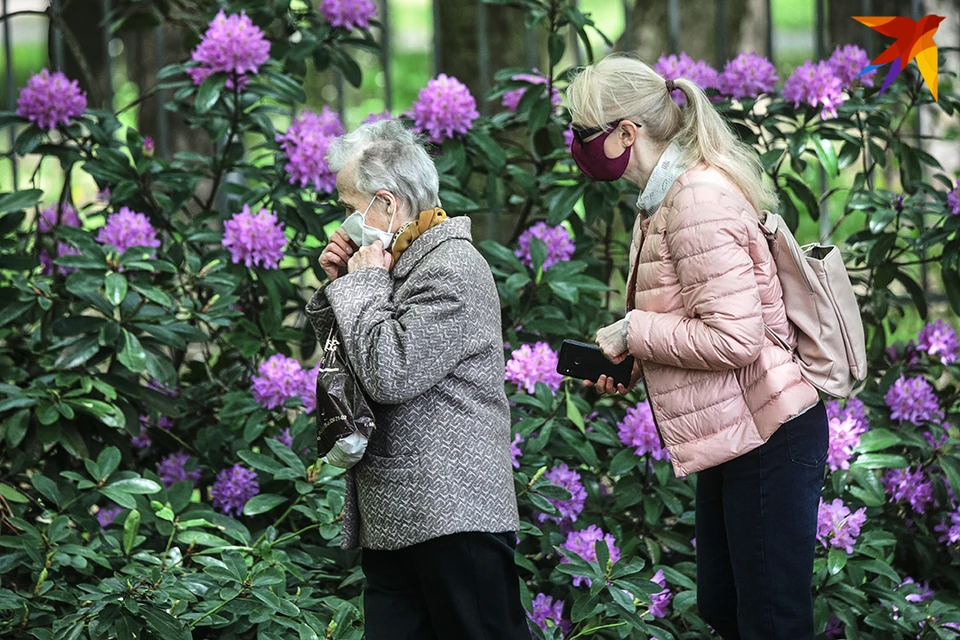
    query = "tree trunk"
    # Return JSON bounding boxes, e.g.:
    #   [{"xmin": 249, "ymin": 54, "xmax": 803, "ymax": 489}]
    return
[{"xmin": 55, "ymin": 0, "xmax": 110, "ymax": 109}]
